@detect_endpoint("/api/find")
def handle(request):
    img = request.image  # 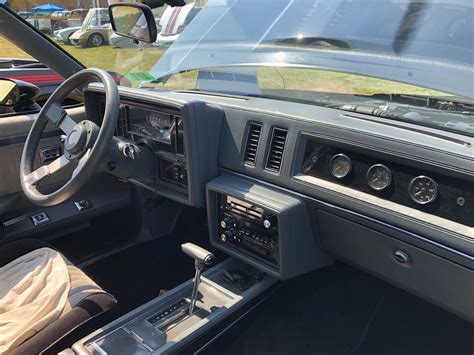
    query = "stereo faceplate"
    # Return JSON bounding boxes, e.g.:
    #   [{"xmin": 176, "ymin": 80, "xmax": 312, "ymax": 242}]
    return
[
  {"xmin": 218, "ymin": 195, "xmax": 279, "ymax": 266},
  {"xmin": 207, "ymin": 174, "xmax": 331, "ymax": 280}
]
